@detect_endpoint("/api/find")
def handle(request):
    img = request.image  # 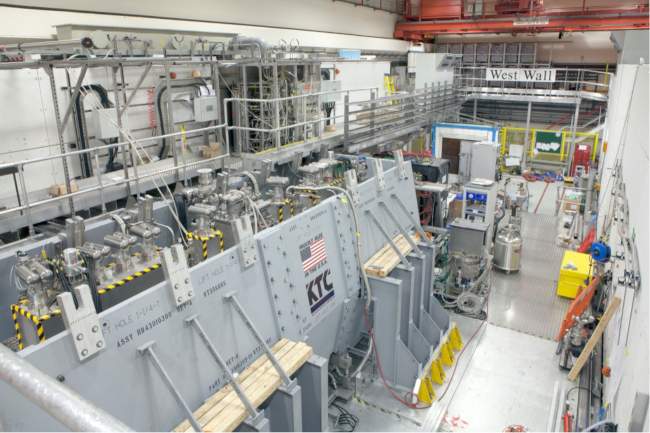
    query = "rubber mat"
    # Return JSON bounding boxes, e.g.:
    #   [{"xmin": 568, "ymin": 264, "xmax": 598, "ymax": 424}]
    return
[{"xmin": 488, "ymin": 212, "xmax": 572, "ymax": 341}]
